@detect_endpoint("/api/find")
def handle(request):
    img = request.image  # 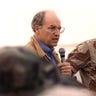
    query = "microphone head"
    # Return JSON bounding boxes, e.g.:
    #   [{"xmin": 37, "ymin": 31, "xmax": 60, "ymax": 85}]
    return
[
  {"xmin": 59, "ymin": 48, "xmax": 65, "ymax": 63},
  {"xmin": 59, "ymin": 48, "xmax": 65, "ymax": 57}
]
